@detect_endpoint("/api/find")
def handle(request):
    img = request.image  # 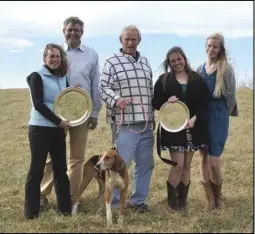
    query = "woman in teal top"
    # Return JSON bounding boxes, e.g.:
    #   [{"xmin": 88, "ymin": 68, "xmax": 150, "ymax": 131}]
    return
[
  {"xmin": 152, "ymin": 46, "xmax": 211, "ymax": 211},
  {"xmin": 180, "ymin": 84, "xmax": 187, "ymax": 96},
  {"xmin": 197, "ymin": 33, "xmax": 238, "ymax": 212}
]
